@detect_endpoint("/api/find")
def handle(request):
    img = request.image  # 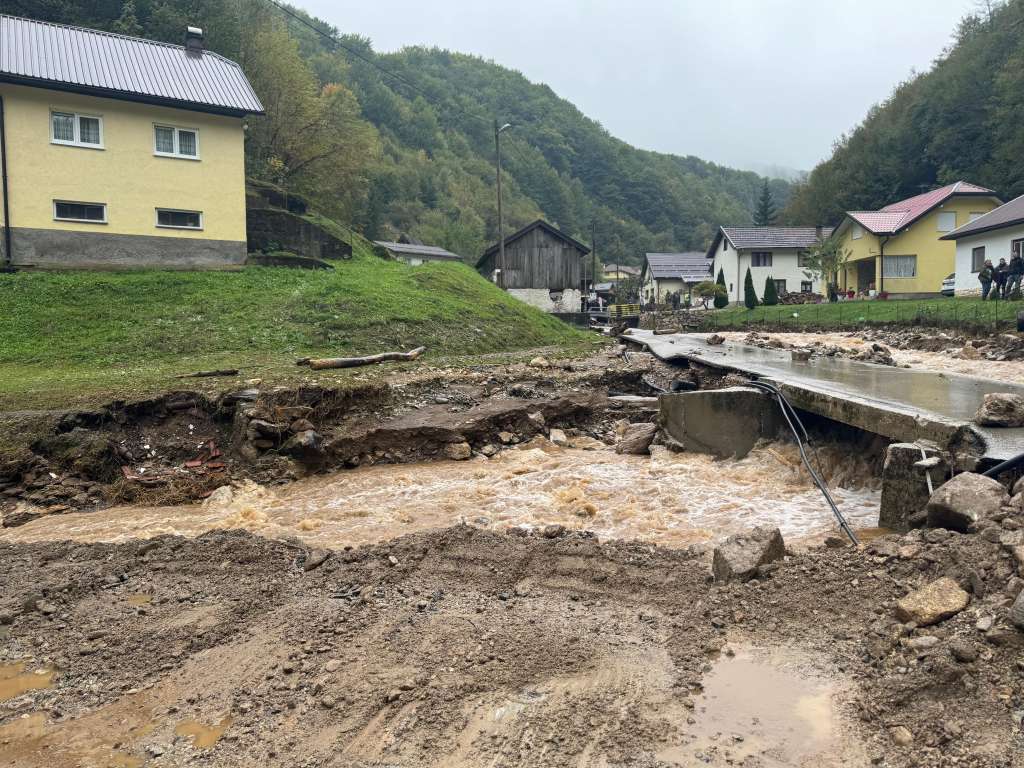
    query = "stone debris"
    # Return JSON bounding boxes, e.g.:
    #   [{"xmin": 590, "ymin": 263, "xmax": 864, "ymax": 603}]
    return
[
  {"xmin": 528, "ymin": 356, "xmax": 551, "ymax": 368},
  {"xmin": 706, "ymin": 334, "xmax": 725, "ymax": 346},
  {"xmin": 443, "ymin": 442, "xmax": 472, "ymax": 461},
  {"xmin": 548, "ymin": 429, "xmax": 570, "ymax": 447},
  {"xmin": 614, "ymin": 423, "xmax": 657, "ymax": 455},
  {"xmin": 712, "ymin": 526, "xmax": 785, "ymax": 583},
  {"xmin": 894, "ymin": 577, "xmax": 970, "ymax": 626},
  {"xmin": 1010, "ymin": 591, "xmax": 1024, "ymax": 630},
  {"xmin": 926, "ymin": 472, "xmax": 1009, "ymax": 532},
  {"xmin": 973, "ymin": 392, "xmax": 1024, "ymax": 427}
]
